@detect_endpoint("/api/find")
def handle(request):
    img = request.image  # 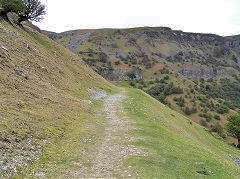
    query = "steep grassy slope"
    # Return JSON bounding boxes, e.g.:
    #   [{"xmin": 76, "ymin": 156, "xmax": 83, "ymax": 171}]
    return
[
  {"xmin": 123, "ymin": 88, "xmax": 240, "ymax": 178},
  {"xmin": 0, "ymin": 19, "xmax": 114, "ymax": 177}
]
